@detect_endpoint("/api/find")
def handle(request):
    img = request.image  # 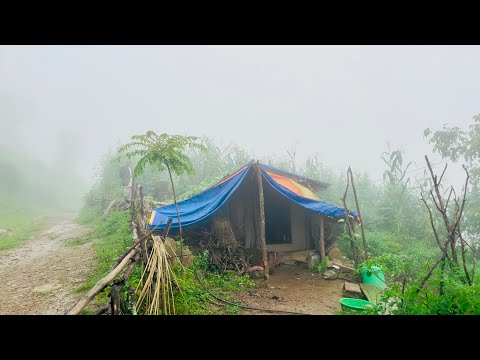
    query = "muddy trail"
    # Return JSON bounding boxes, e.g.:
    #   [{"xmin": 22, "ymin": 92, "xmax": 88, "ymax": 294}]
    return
[{"xmin": 0, "ymin": 212, "xmax": 95, "ymax": 315}]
